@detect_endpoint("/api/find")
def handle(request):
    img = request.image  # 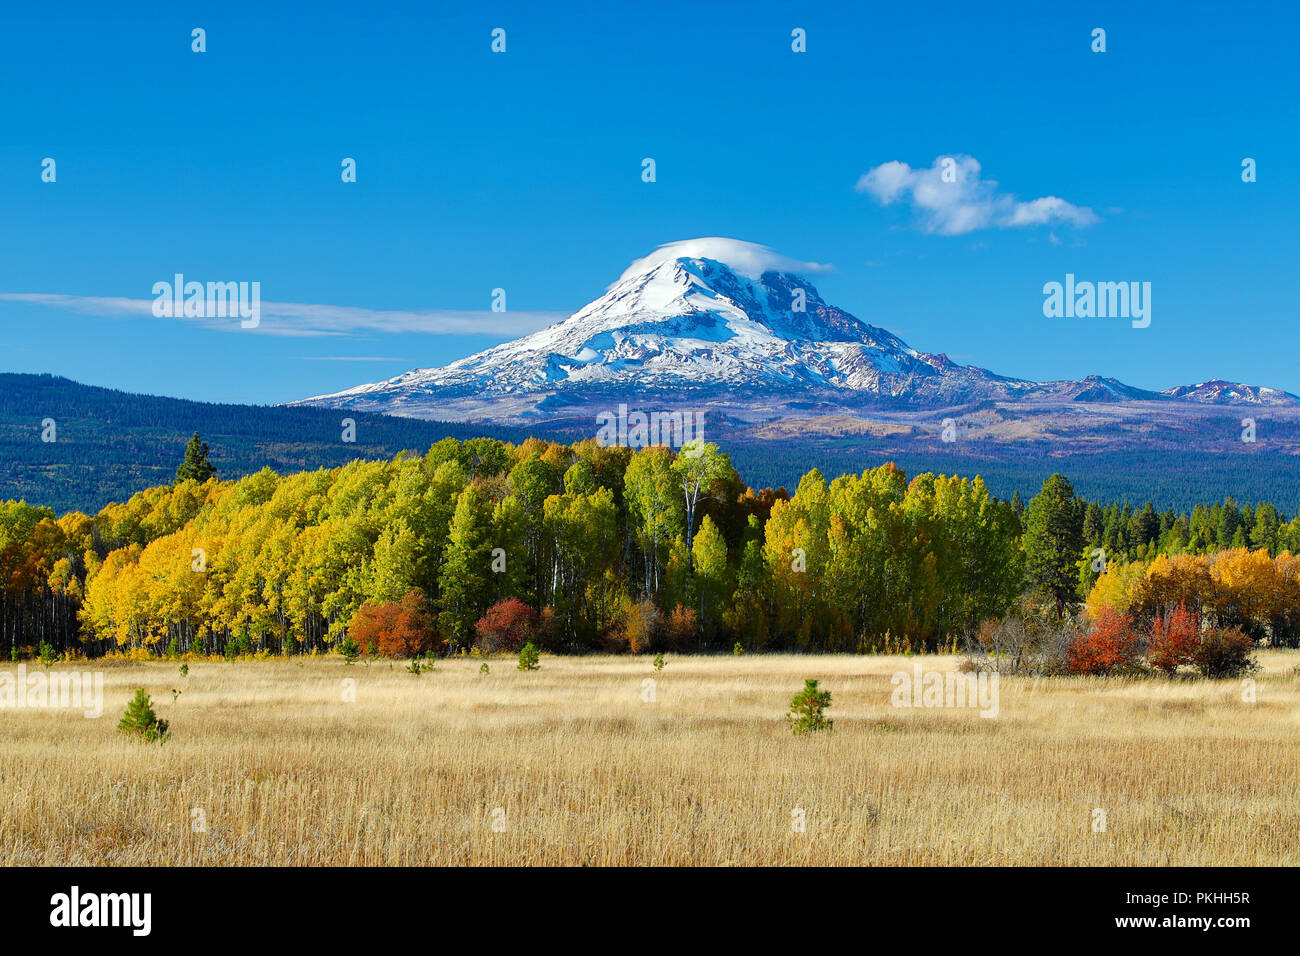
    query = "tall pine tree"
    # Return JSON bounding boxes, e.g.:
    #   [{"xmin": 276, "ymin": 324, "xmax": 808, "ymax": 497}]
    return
[{"xmin": 1023, "ymin": 473, "xmax": 1083, "ymax": 618}]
